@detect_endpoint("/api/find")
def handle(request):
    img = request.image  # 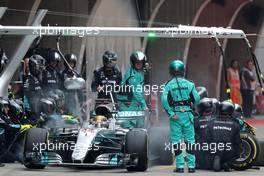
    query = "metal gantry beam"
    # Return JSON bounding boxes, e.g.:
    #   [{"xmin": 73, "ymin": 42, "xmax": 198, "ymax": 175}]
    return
[
  {"xmin": 0, "ymin": 9, "xmax": 47, "ymax": 97},
  {"xmin": 0, "ymin": 25, "xmax": 246, "ymax": 38},
  {"xmin": 0, "ymin": 22, "xmax": 252, "ymax": 97},
  {"xmin": 0, "ymin": 7, "xmax": 7, "ymax": 20},
  {"xmin": 26, "ymin": 0, "xmax": 42, "ymax": 25}
]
